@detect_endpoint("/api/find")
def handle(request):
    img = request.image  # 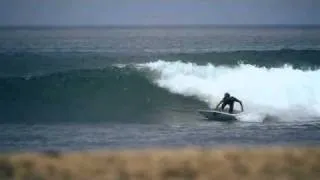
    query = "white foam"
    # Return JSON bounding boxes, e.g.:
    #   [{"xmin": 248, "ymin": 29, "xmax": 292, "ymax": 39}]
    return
[{"xmin": 136, "ymin": 60, "xmax": 320, "ymax": 122}]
